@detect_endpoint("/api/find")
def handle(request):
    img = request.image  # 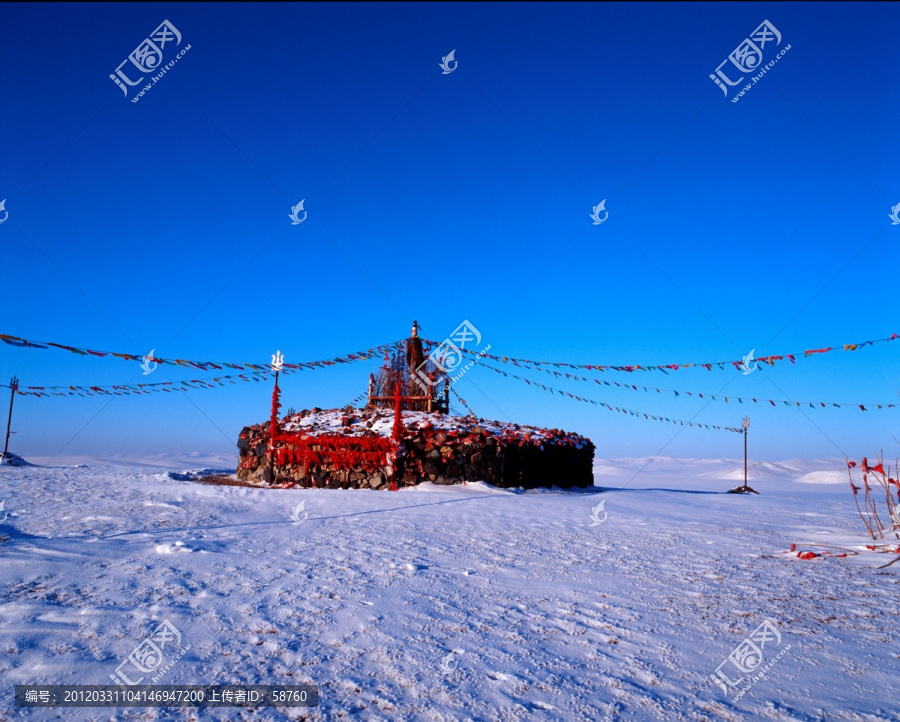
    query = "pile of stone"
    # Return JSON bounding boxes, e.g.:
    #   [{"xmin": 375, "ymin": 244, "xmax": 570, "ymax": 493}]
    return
[{"xmin": 236, "ymin": 407, "xmax": 594, "ymax": 489}]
